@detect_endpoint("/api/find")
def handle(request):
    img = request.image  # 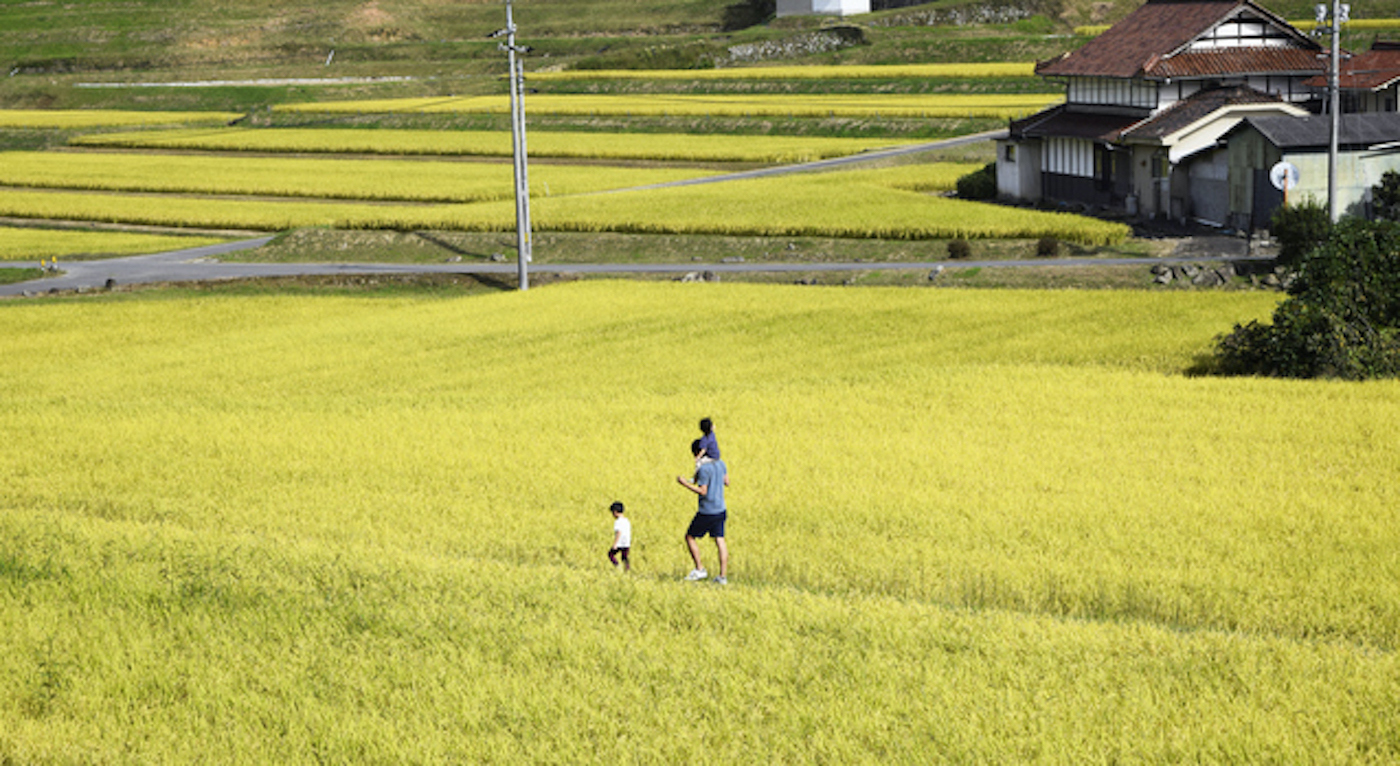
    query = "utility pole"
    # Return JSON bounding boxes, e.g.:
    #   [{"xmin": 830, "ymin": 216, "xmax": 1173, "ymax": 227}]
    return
[
  {"xmin": 1318, "ymin": 1, "xmax": 1349, "ymax": 222},
  {"xmin": 491, "ymin": 0, "xmax": 532, "ymax": 290}
]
